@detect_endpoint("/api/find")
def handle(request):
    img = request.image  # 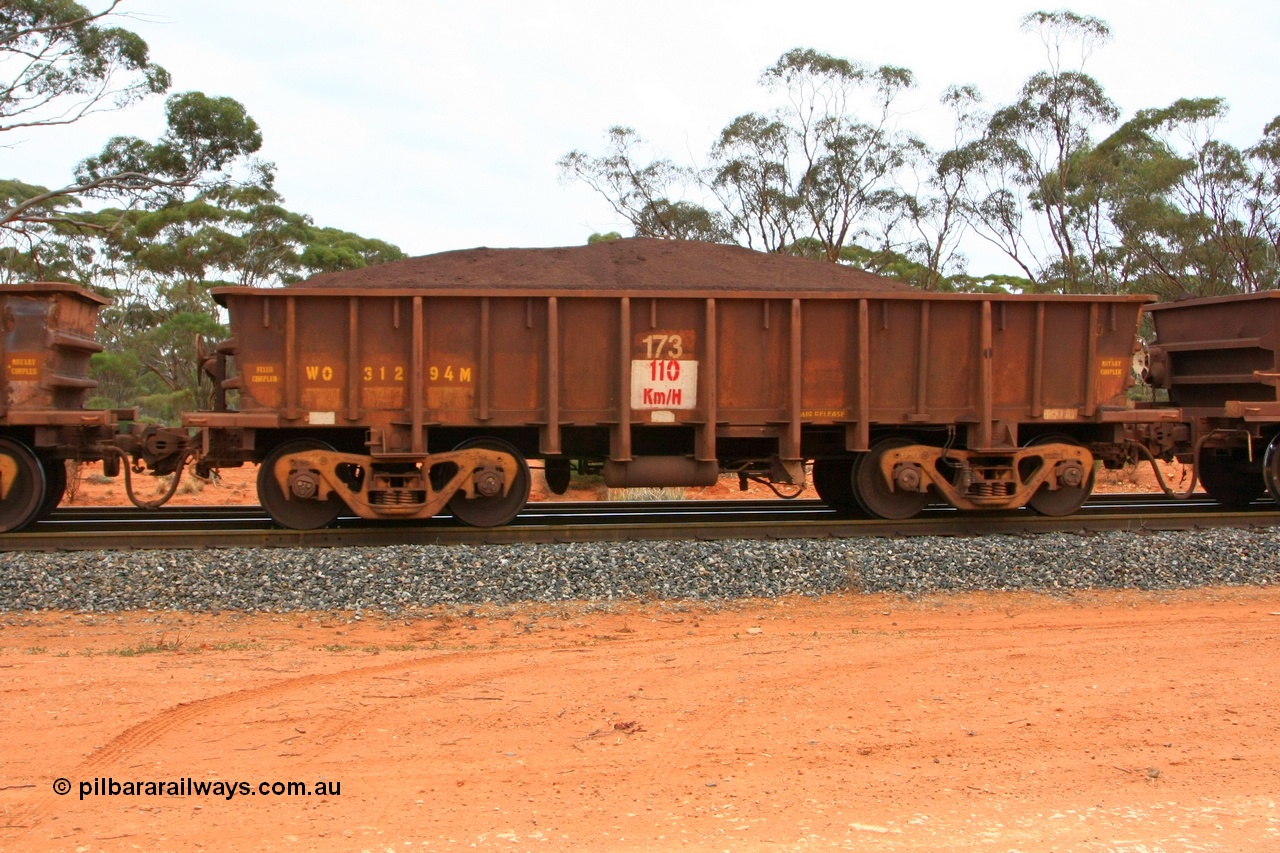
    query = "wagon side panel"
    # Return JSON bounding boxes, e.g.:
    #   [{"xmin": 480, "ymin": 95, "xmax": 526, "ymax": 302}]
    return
[
  {"xmin": 1148, "ymin": 293, "xmax": 1280, "ymax": 414},
  {"xmin": 1, "ymin": 284, "xmax": 108, "ymax": 419}
]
